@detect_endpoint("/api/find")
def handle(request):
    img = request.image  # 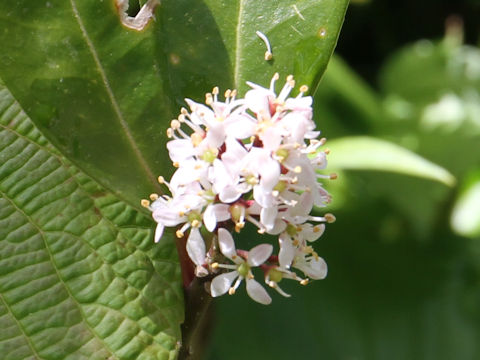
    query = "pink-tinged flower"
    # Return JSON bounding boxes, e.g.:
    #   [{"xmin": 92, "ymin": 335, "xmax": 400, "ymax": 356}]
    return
[{"xmin": 210, "ymin": 228, "xmax": 272, "ymax": 305}]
